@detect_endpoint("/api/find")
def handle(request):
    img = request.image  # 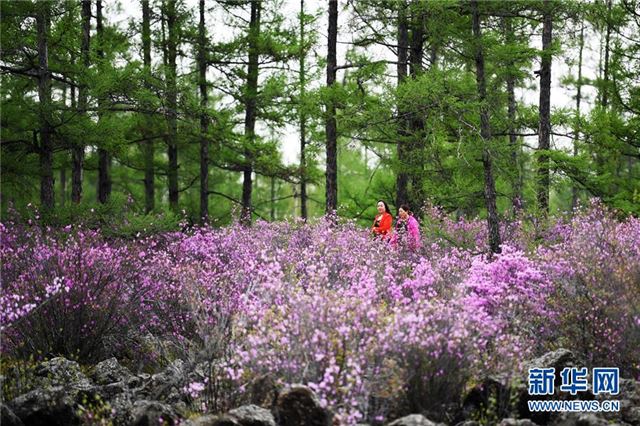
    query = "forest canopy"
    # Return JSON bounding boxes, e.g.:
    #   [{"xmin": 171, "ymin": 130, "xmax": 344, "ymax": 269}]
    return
[{"xmin": 1, "ymin": 0, "xmax": 639, "ymax": 230}]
